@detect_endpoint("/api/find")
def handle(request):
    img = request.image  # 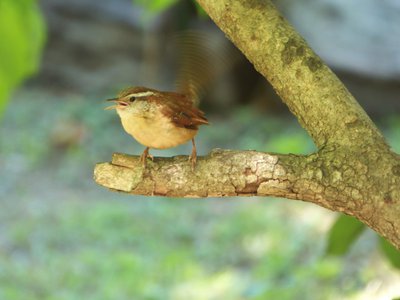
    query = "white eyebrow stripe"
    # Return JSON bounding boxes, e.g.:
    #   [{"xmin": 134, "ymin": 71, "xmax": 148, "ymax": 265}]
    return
[{"xmin": 130, "ymin": 91, "xmax": 155, "ymax": 97}]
